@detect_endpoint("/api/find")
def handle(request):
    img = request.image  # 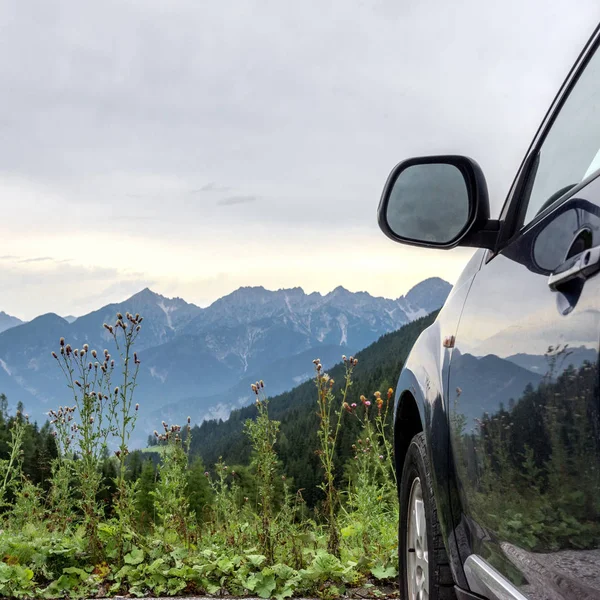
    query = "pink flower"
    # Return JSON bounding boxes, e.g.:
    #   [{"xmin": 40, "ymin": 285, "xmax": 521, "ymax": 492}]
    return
[{"xmin": 365, "ymin": 400, "xmax": 371, "ymax": 406}]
